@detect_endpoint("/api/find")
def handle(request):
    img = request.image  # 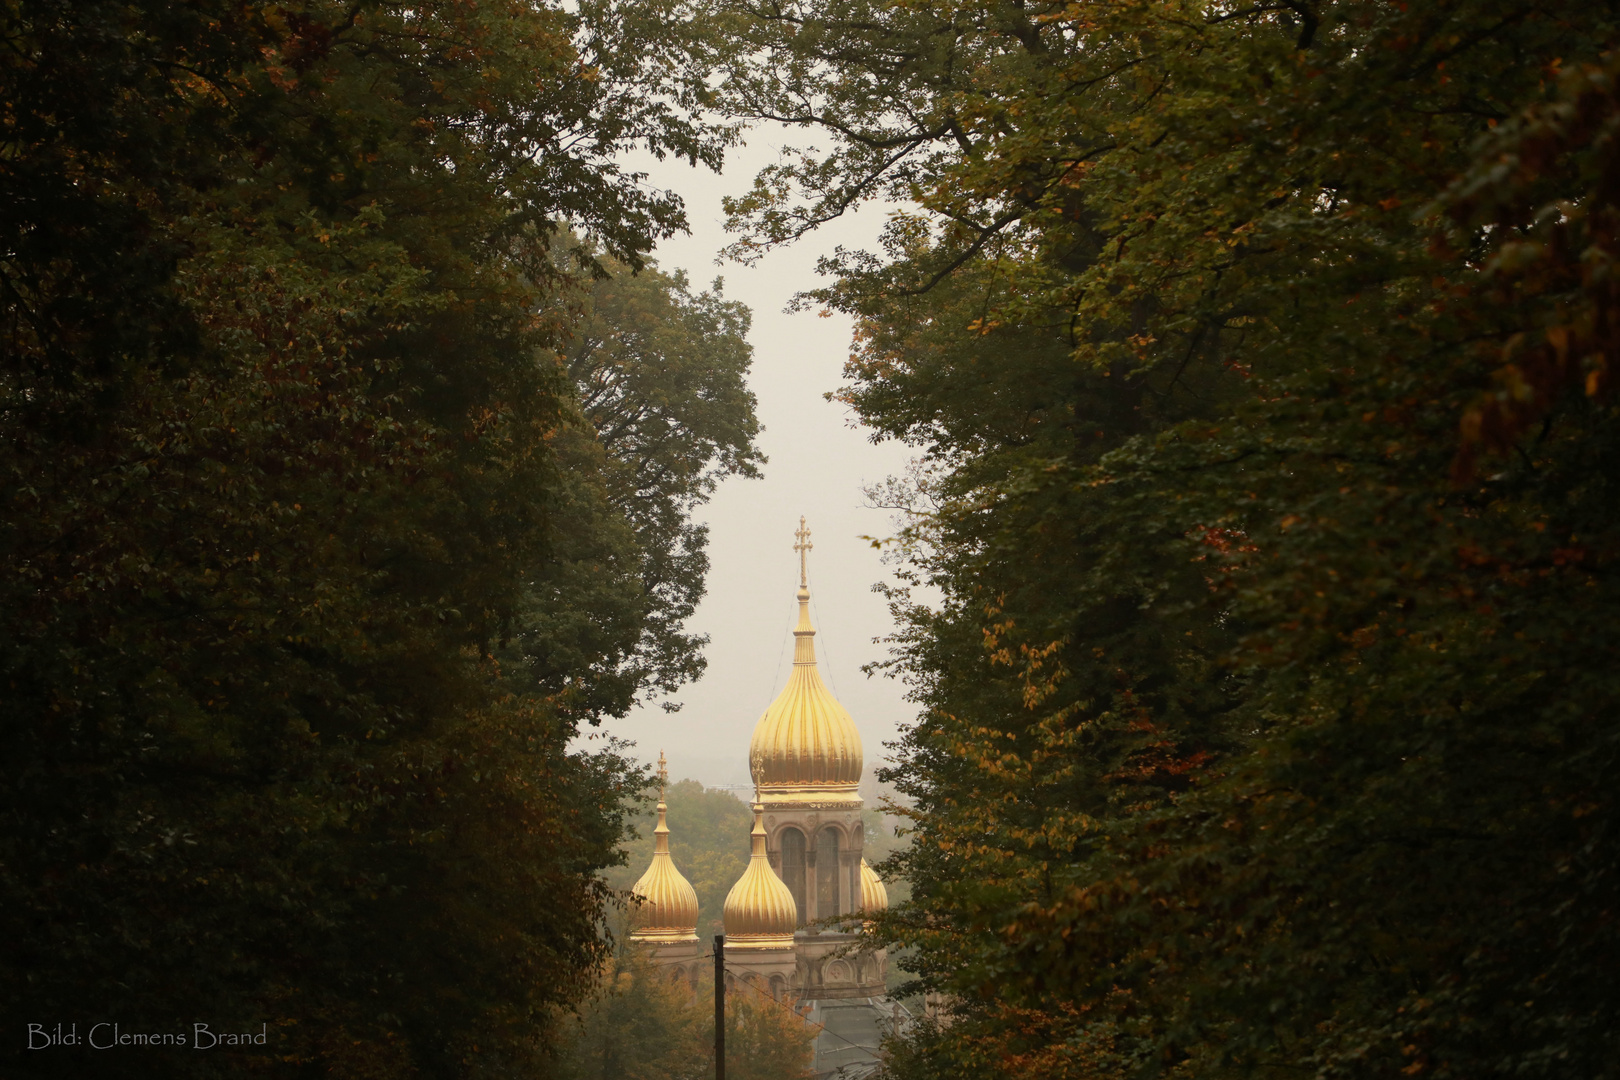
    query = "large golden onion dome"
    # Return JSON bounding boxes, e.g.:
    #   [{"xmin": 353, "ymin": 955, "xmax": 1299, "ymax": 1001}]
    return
[
  {"xmin": 748, "ymin": 518, "xmax": 863, "ymax": 805},
  {"xmin": 628, "ymin": 755, "xmax": 699, "ymax": 943},
  {"xmin": 722, "ymin": 801, "xmax": 798, "ymax": 948},
  {"xmin": 859, "ymin": 858, "xmax": 888, "ymax": 913}
]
